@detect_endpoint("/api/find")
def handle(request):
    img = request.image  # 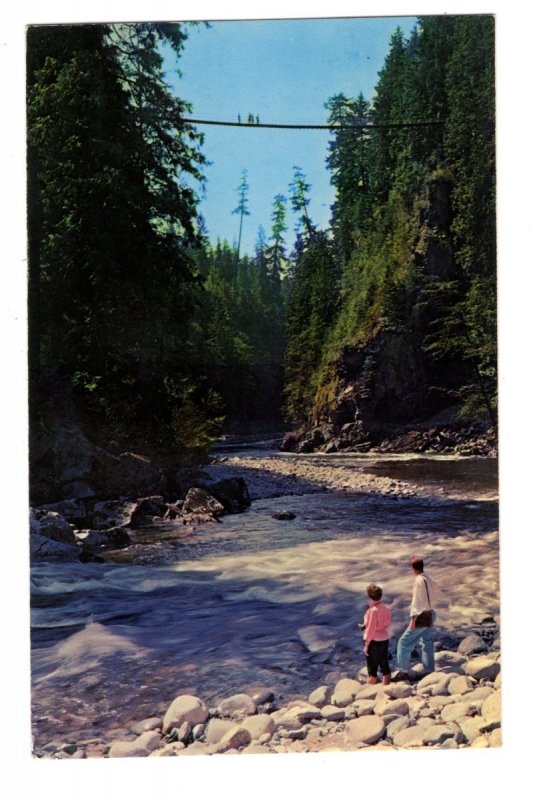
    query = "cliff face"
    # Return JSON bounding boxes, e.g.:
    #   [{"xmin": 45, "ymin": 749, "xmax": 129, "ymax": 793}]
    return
[{"xmin": 282, "ymin": 178, "xmax": 495, "ymax": 455}]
